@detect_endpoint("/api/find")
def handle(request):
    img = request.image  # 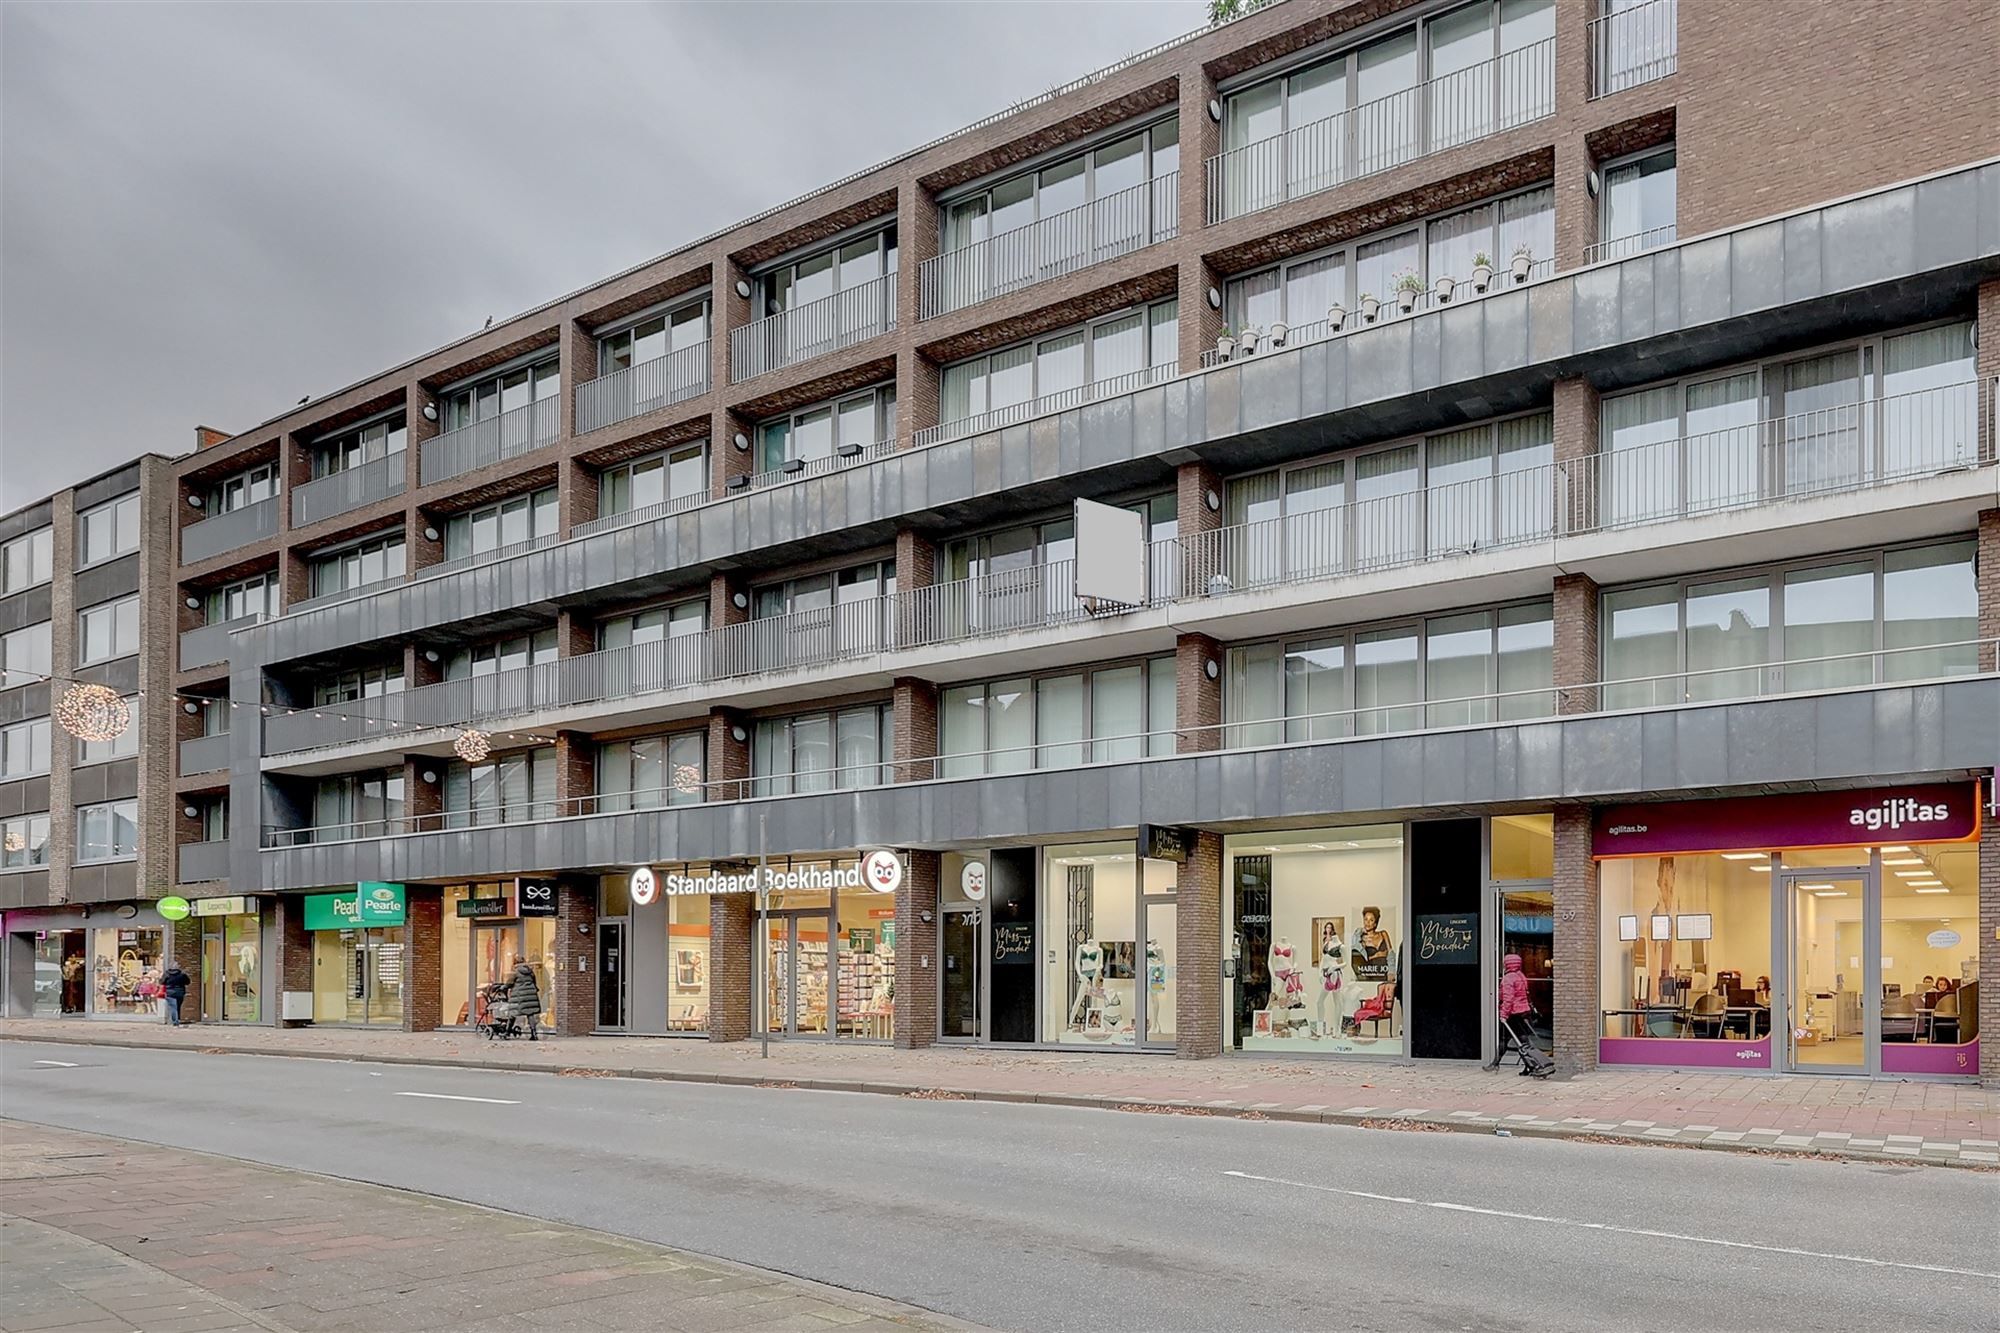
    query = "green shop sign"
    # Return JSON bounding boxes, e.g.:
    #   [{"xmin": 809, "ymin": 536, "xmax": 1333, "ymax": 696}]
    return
[
  {"xmin": 156, "ymin": 896, "xmax": 191, "ymax": 922},
  {"xmin": 303, "ymin": 883, "xmax": 406, "ymax": 931}
]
